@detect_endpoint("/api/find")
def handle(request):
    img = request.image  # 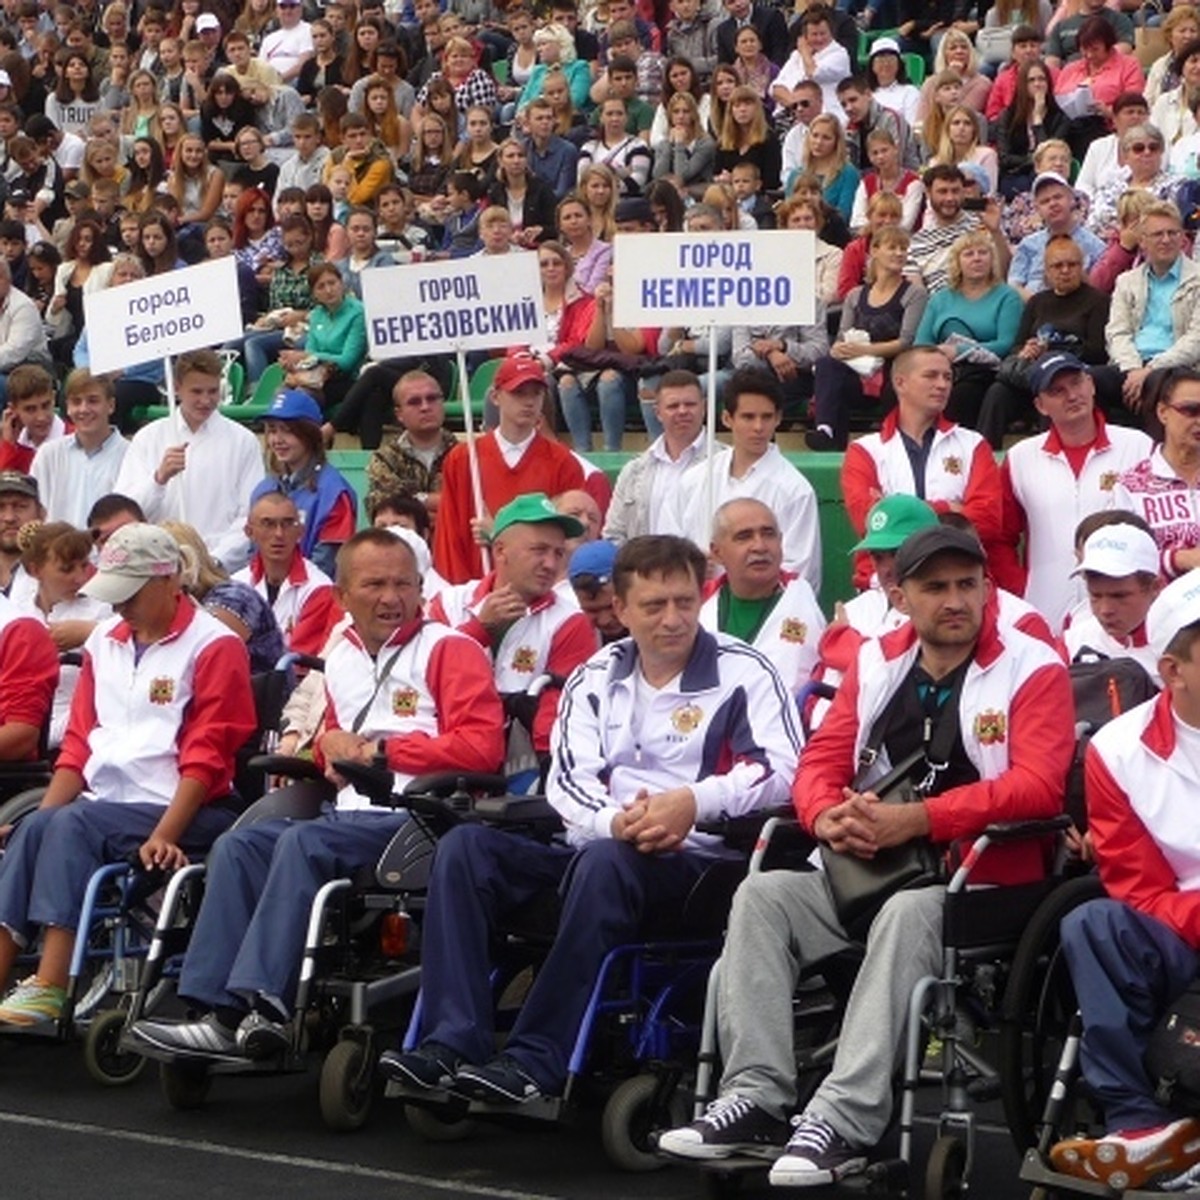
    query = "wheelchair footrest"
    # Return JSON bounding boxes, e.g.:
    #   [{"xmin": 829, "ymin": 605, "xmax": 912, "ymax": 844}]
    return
[
  {"xmin": 1020, "ymin": 1148, "xmax": 1120, "ymax": 1198},
  {"xmin": 386, "ymin": 1079, "xmax": 563, "ymax": 1122}
]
